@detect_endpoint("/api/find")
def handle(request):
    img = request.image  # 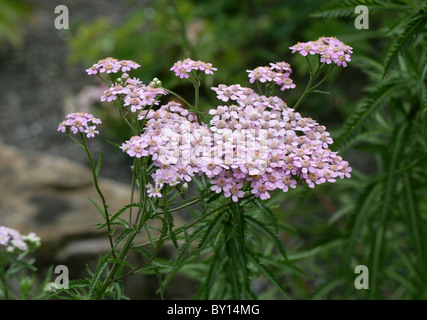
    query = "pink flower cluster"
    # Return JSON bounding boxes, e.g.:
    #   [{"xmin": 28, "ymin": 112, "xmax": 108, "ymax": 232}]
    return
[
  {"xmin": 206, "ymin": 85, "xmax": 351, "ymax": 200},
  {"xmin": 86, "ymin": 57, "xmax": 140, "ymax": 75},
  {"xmin": 0, "ymin": 226, "xmax": 40, "ymax": 253},
  {"xmin": 170, "ymin": 58, "xmax": 217, "ymax": 79},
  {"xmin": 120, "ymin": 101, "xmax": 206, "ymax": 194},
  {"xmin": 100, "ymin": 78, "xmax": 167, "ymax": 112},
  {"xmin": 57, "ymin": 112, "xmax": 102, "ymax": 138},
  {"xmin": 247, "ymin": 61, "xmax": 296, "ymax": 91},
  {"xmin": 289, "ymin": 37, "xmax": 353, "ymax": 67},
  {"xmin": 76, "ymin": 57, "xmax": 352, "ymax": 202},
  {"xmin": 120, "ymin": 82, "xmax": 352, "ymax": 201}
]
